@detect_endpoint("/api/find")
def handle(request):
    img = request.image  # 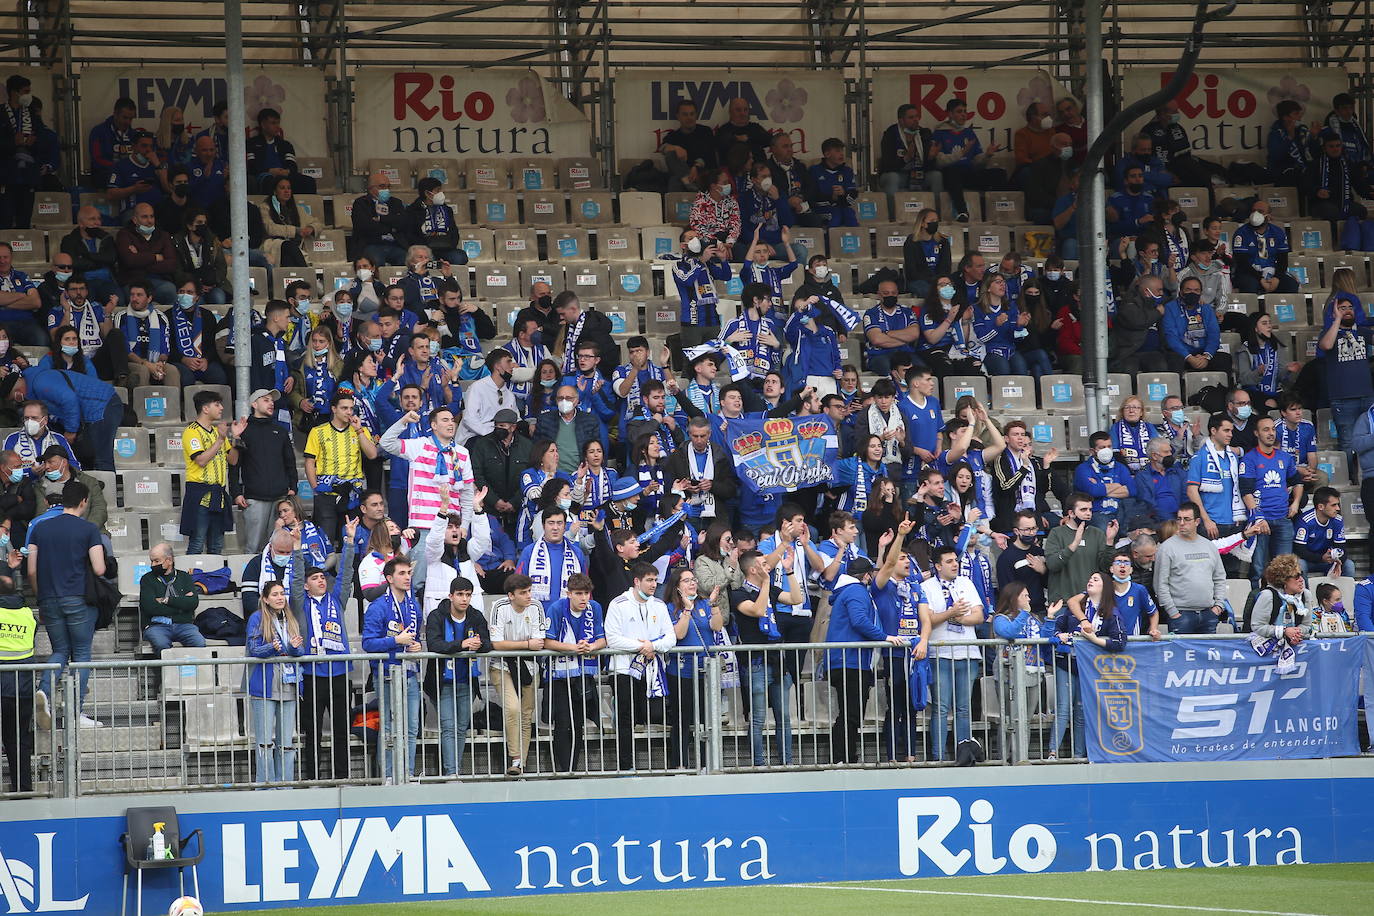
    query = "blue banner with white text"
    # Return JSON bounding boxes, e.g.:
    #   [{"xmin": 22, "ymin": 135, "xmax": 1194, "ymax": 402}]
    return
[
  {"xmin": 1076, "ymin": 637, "xmax": 1365, "ymax": 764},
  {"xmin": 725, "ymin": 415, "xmax": 839, "ymax": 495}
]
